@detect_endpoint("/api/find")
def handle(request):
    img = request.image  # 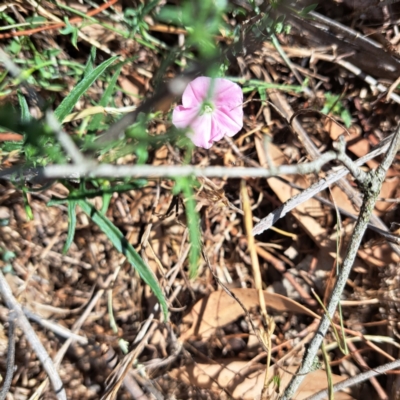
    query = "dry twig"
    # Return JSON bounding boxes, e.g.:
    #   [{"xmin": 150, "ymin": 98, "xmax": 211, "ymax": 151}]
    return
[{"xmin": 0, "ymin": 271, "xmax": 66, "ymax": 400}]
